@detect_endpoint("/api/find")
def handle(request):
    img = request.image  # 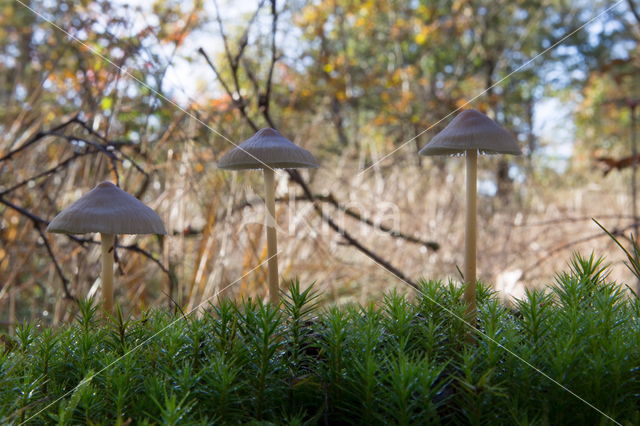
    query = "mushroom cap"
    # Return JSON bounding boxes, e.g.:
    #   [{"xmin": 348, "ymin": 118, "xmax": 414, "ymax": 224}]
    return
[
  {"xmin": 217, "ymin": 128, "xmax": 319, "ymax": 170},
  {"xmin": 46, "ymin": 181, "xmax": 167, "ymax": 235},
  {"xmin": 419, "ymin": 109, "xmax": 521, "ymax": 156}
]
